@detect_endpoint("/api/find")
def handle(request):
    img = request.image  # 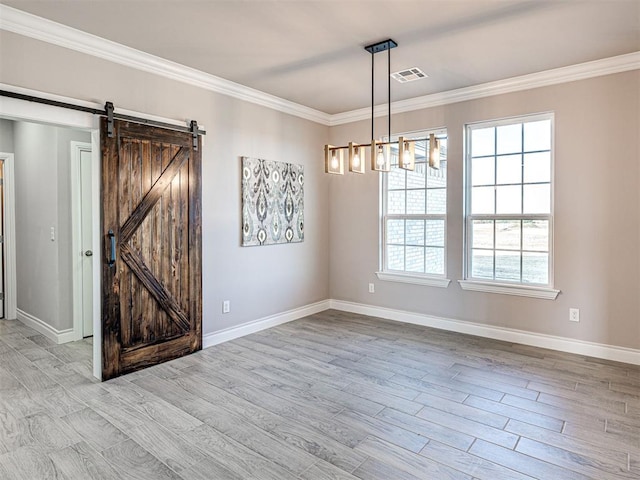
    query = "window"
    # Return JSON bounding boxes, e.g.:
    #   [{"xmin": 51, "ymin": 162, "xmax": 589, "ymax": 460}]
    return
[
  {"xmin": 379, "ymin": 131, "xmax": 448, "ymax": 286},
  {"xmin": 464, "ymin": 114, "xmax": 554, "ymax": 291}
]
